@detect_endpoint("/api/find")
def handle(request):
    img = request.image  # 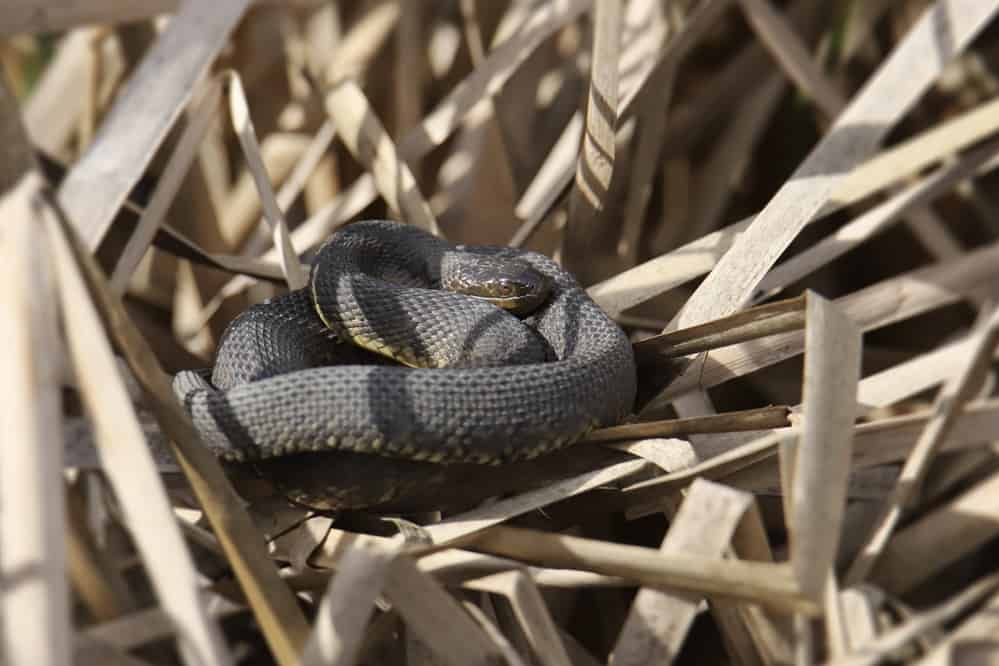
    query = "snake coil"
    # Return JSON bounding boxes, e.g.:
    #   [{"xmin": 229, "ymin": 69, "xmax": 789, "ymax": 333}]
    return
[{"xmin": 174, "ymin": 221, "xmax": 636, "ymax": 464}]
